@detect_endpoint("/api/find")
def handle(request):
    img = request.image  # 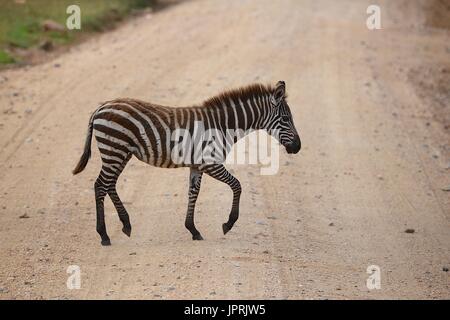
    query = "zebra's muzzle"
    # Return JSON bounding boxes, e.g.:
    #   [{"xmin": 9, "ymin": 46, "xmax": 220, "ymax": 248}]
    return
[{"xmin": 285, "ymin": 135, "xmax": 301, "ymax": 154}]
